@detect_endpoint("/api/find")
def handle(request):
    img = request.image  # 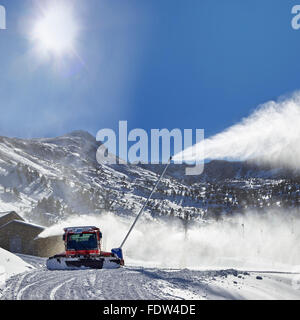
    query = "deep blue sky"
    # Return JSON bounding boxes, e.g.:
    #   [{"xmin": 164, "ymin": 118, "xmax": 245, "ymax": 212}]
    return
[{"xmin": 0, "ymin": 0, "xmax": 299, "ymax": 140}]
